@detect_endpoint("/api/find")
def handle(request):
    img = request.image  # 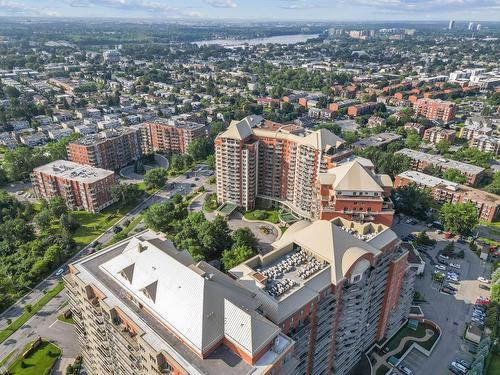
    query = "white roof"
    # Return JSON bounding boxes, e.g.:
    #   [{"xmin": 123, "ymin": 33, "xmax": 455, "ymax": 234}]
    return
[
  {"xmin": 33, "ymin": 159, "xmax": 114, "ymax": 182},
  {"xmin": 100, "ymin": 235, "xmax": 276, "ymax": 355}
]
